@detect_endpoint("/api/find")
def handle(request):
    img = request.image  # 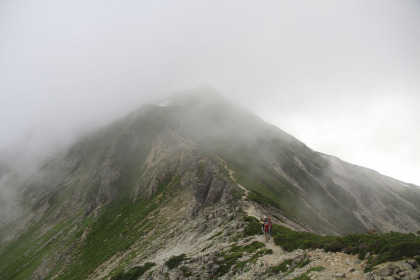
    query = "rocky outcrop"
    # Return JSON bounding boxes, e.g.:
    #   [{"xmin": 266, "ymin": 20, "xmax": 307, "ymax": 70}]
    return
[
  {"xmin": 193, "ymin": 176, "xmax": 232, "ymax": 206},
  {"xmin": 364, "ymin": 260, "xmax": 420, "ymax": 280},
  {"xmin": 191, "ymin": 162, "xmax": 234, "ymax": 216}
]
